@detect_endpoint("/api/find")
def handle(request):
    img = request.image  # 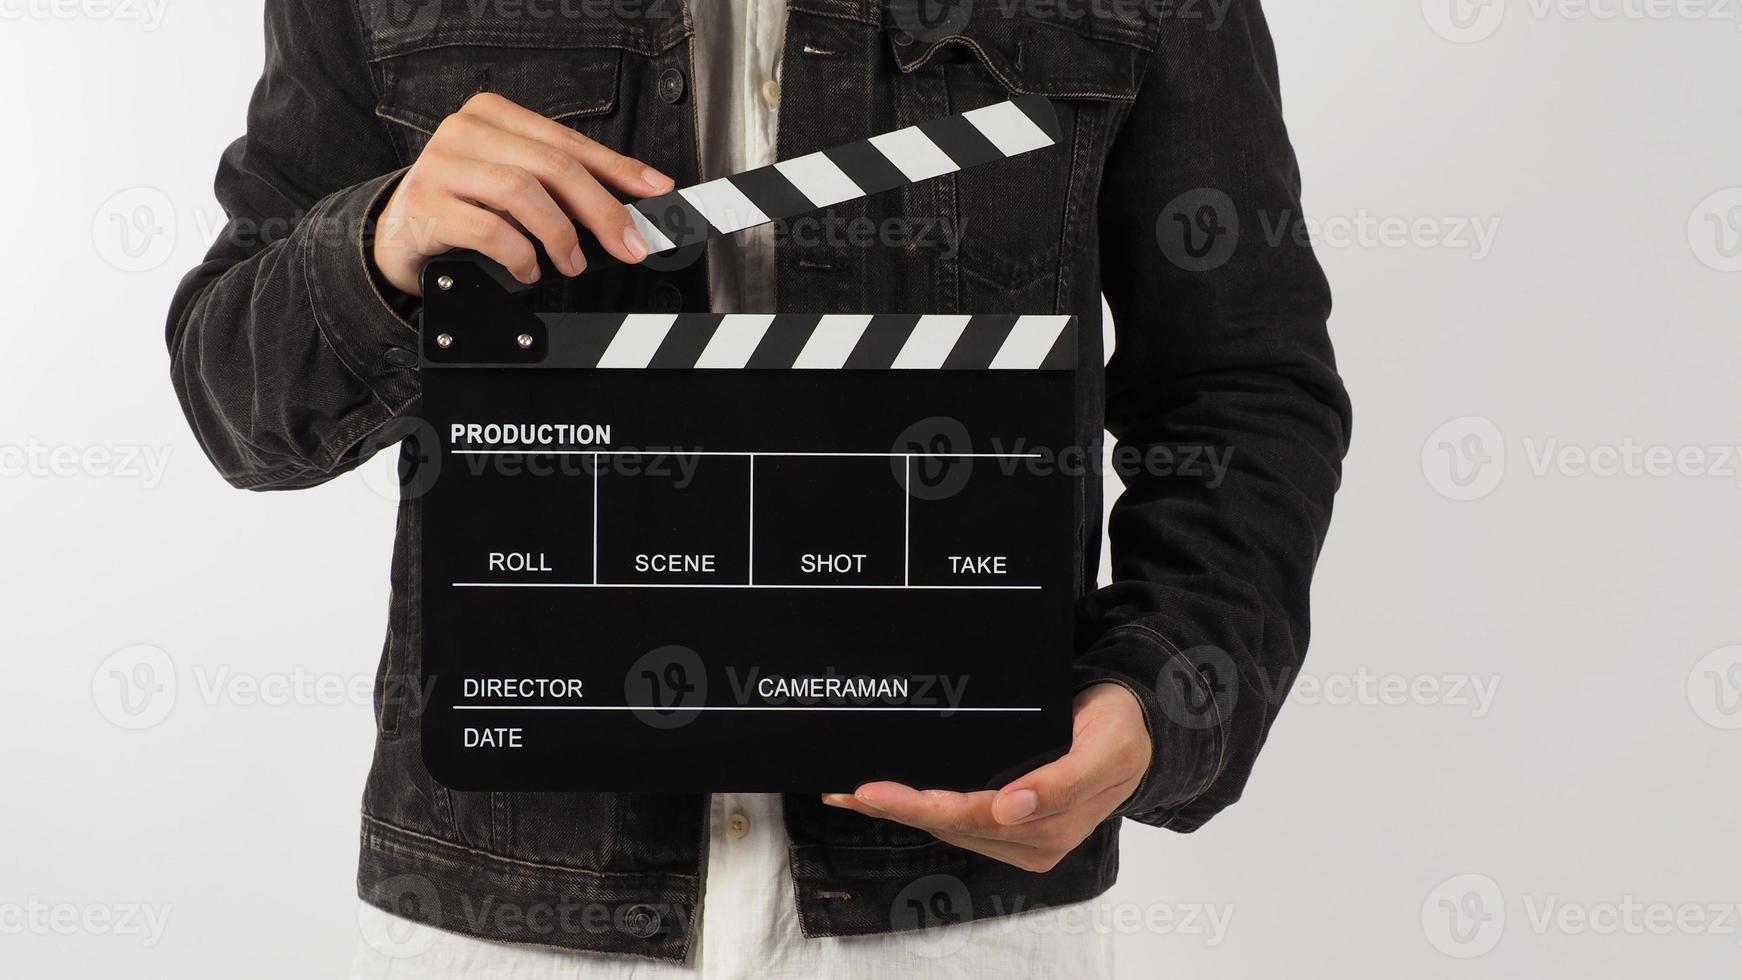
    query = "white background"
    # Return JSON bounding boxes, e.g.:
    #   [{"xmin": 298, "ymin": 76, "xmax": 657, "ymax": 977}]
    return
[{"xmin": 3, "ymin": 1, "xmax": 1740, "ymax": 976}]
